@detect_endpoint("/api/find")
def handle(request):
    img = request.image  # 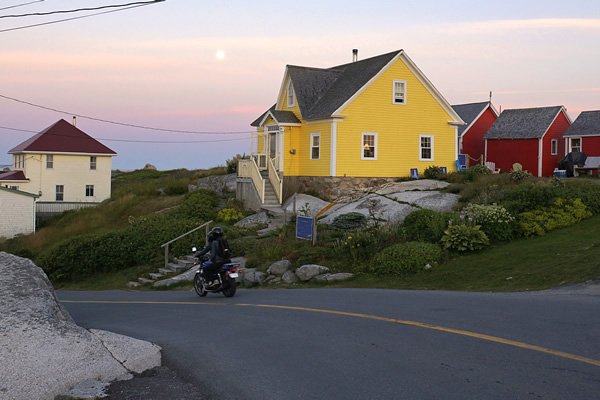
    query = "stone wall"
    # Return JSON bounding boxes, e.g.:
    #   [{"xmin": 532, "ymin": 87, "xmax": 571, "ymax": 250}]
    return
[{"xmin": 283, "ymin": 176, "xmax": 399, "ymax": 201}]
